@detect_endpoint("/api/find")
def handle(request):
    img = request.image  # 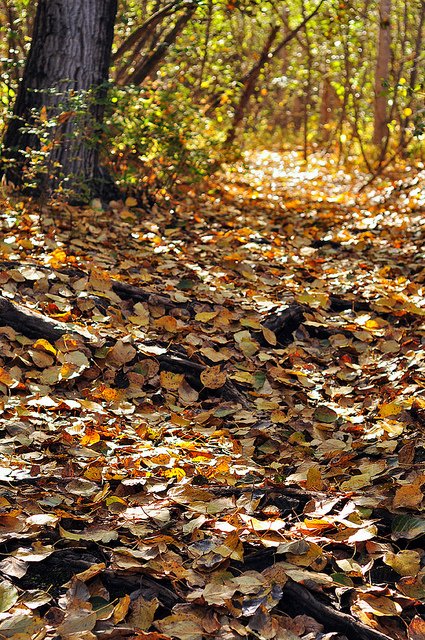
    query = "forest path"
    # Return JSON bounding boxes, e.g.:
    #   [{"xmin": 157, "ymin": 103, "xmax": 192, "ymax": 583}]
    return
[{"xmin": 0, "ymin": 152, "xmax": 424, "ymax": 639}]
